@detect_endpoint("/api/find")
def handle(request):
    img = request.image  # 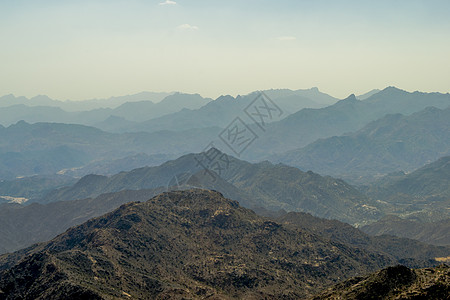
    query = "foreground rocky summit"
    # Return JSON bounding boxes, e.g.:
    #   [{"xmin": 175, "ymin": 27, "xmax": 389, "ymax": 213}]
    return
[
  {"xmin": 0, "ymin": 189, "xmax": 397, "ymax": 299},
  {"xmin": 0, "ymin": 189, "xmax": 448, "ymax": 299}
]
